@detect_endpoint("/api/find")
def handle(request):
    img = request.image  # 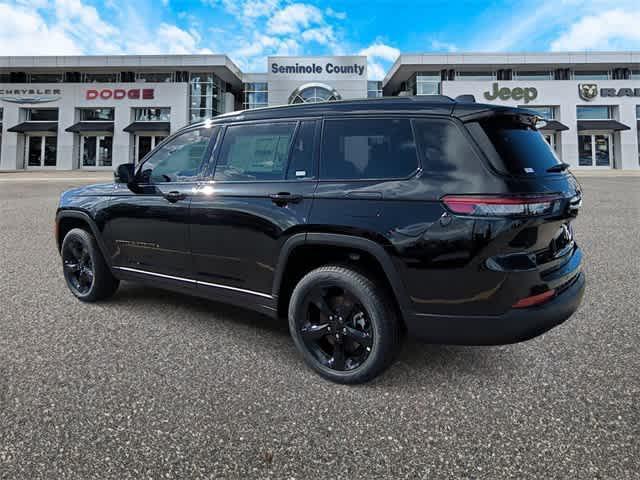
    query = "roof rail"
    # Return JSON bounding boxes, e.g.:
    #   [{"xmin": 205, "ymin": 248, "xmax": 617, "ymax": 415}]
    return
[{"xmin": 406, "ymin": 95, "xmax": 455, "ymax": 103}]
